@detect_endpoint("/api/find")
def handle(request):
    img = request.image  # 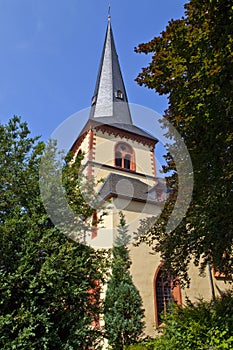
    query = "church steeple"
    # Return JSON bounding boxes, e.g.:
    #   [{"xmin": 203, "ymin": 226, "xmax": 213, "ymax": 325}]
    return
[{"xmin": 89, "ymin": 18, "xmax": 132, "ymax": 124}]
